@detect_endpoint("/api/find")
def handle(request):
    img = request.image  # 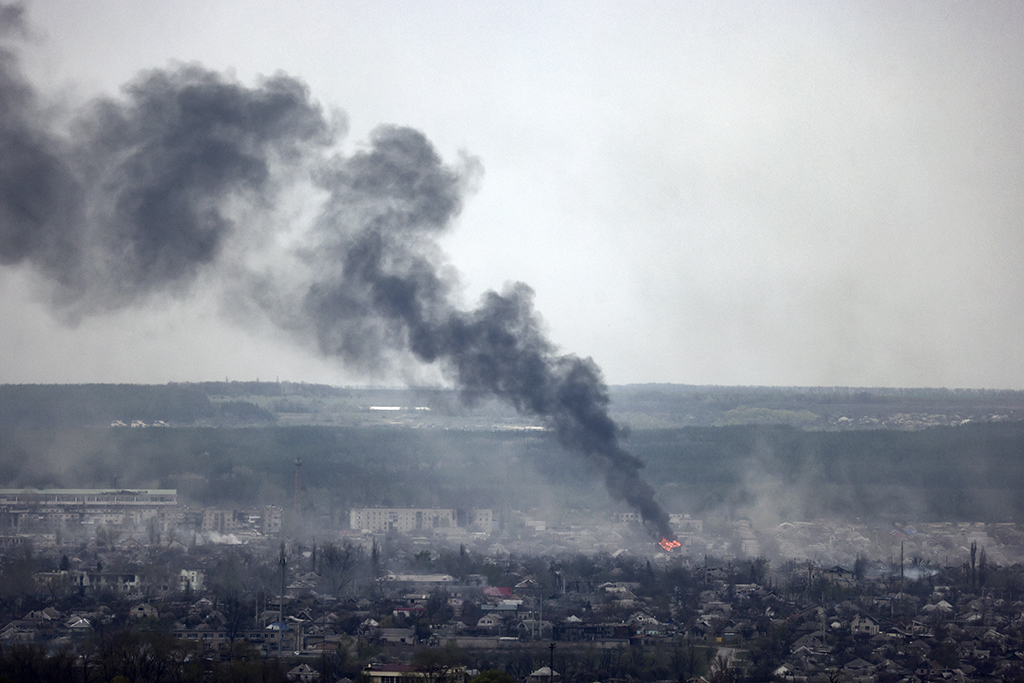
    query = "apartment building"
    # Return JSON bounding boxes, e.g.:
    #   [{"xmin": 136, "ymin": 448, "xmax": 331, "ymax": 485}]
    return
[
  {"xmin": 350, "ymin": 508, "xmax": 493, "ymax": 534},
  {"xmin": 0, "ymin": 488, "xmax": 178, "ymax": 535}
]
